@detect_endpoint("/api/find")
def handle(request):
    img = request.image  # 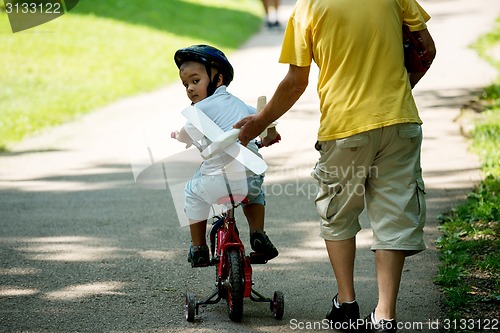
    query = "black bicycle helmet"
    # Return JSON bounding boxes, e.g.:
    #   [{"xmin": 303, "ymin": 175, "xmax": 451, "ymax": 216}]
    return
[{"xmin": 174, "ymin": 44, "xmax": 234, "ymax": 89}]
